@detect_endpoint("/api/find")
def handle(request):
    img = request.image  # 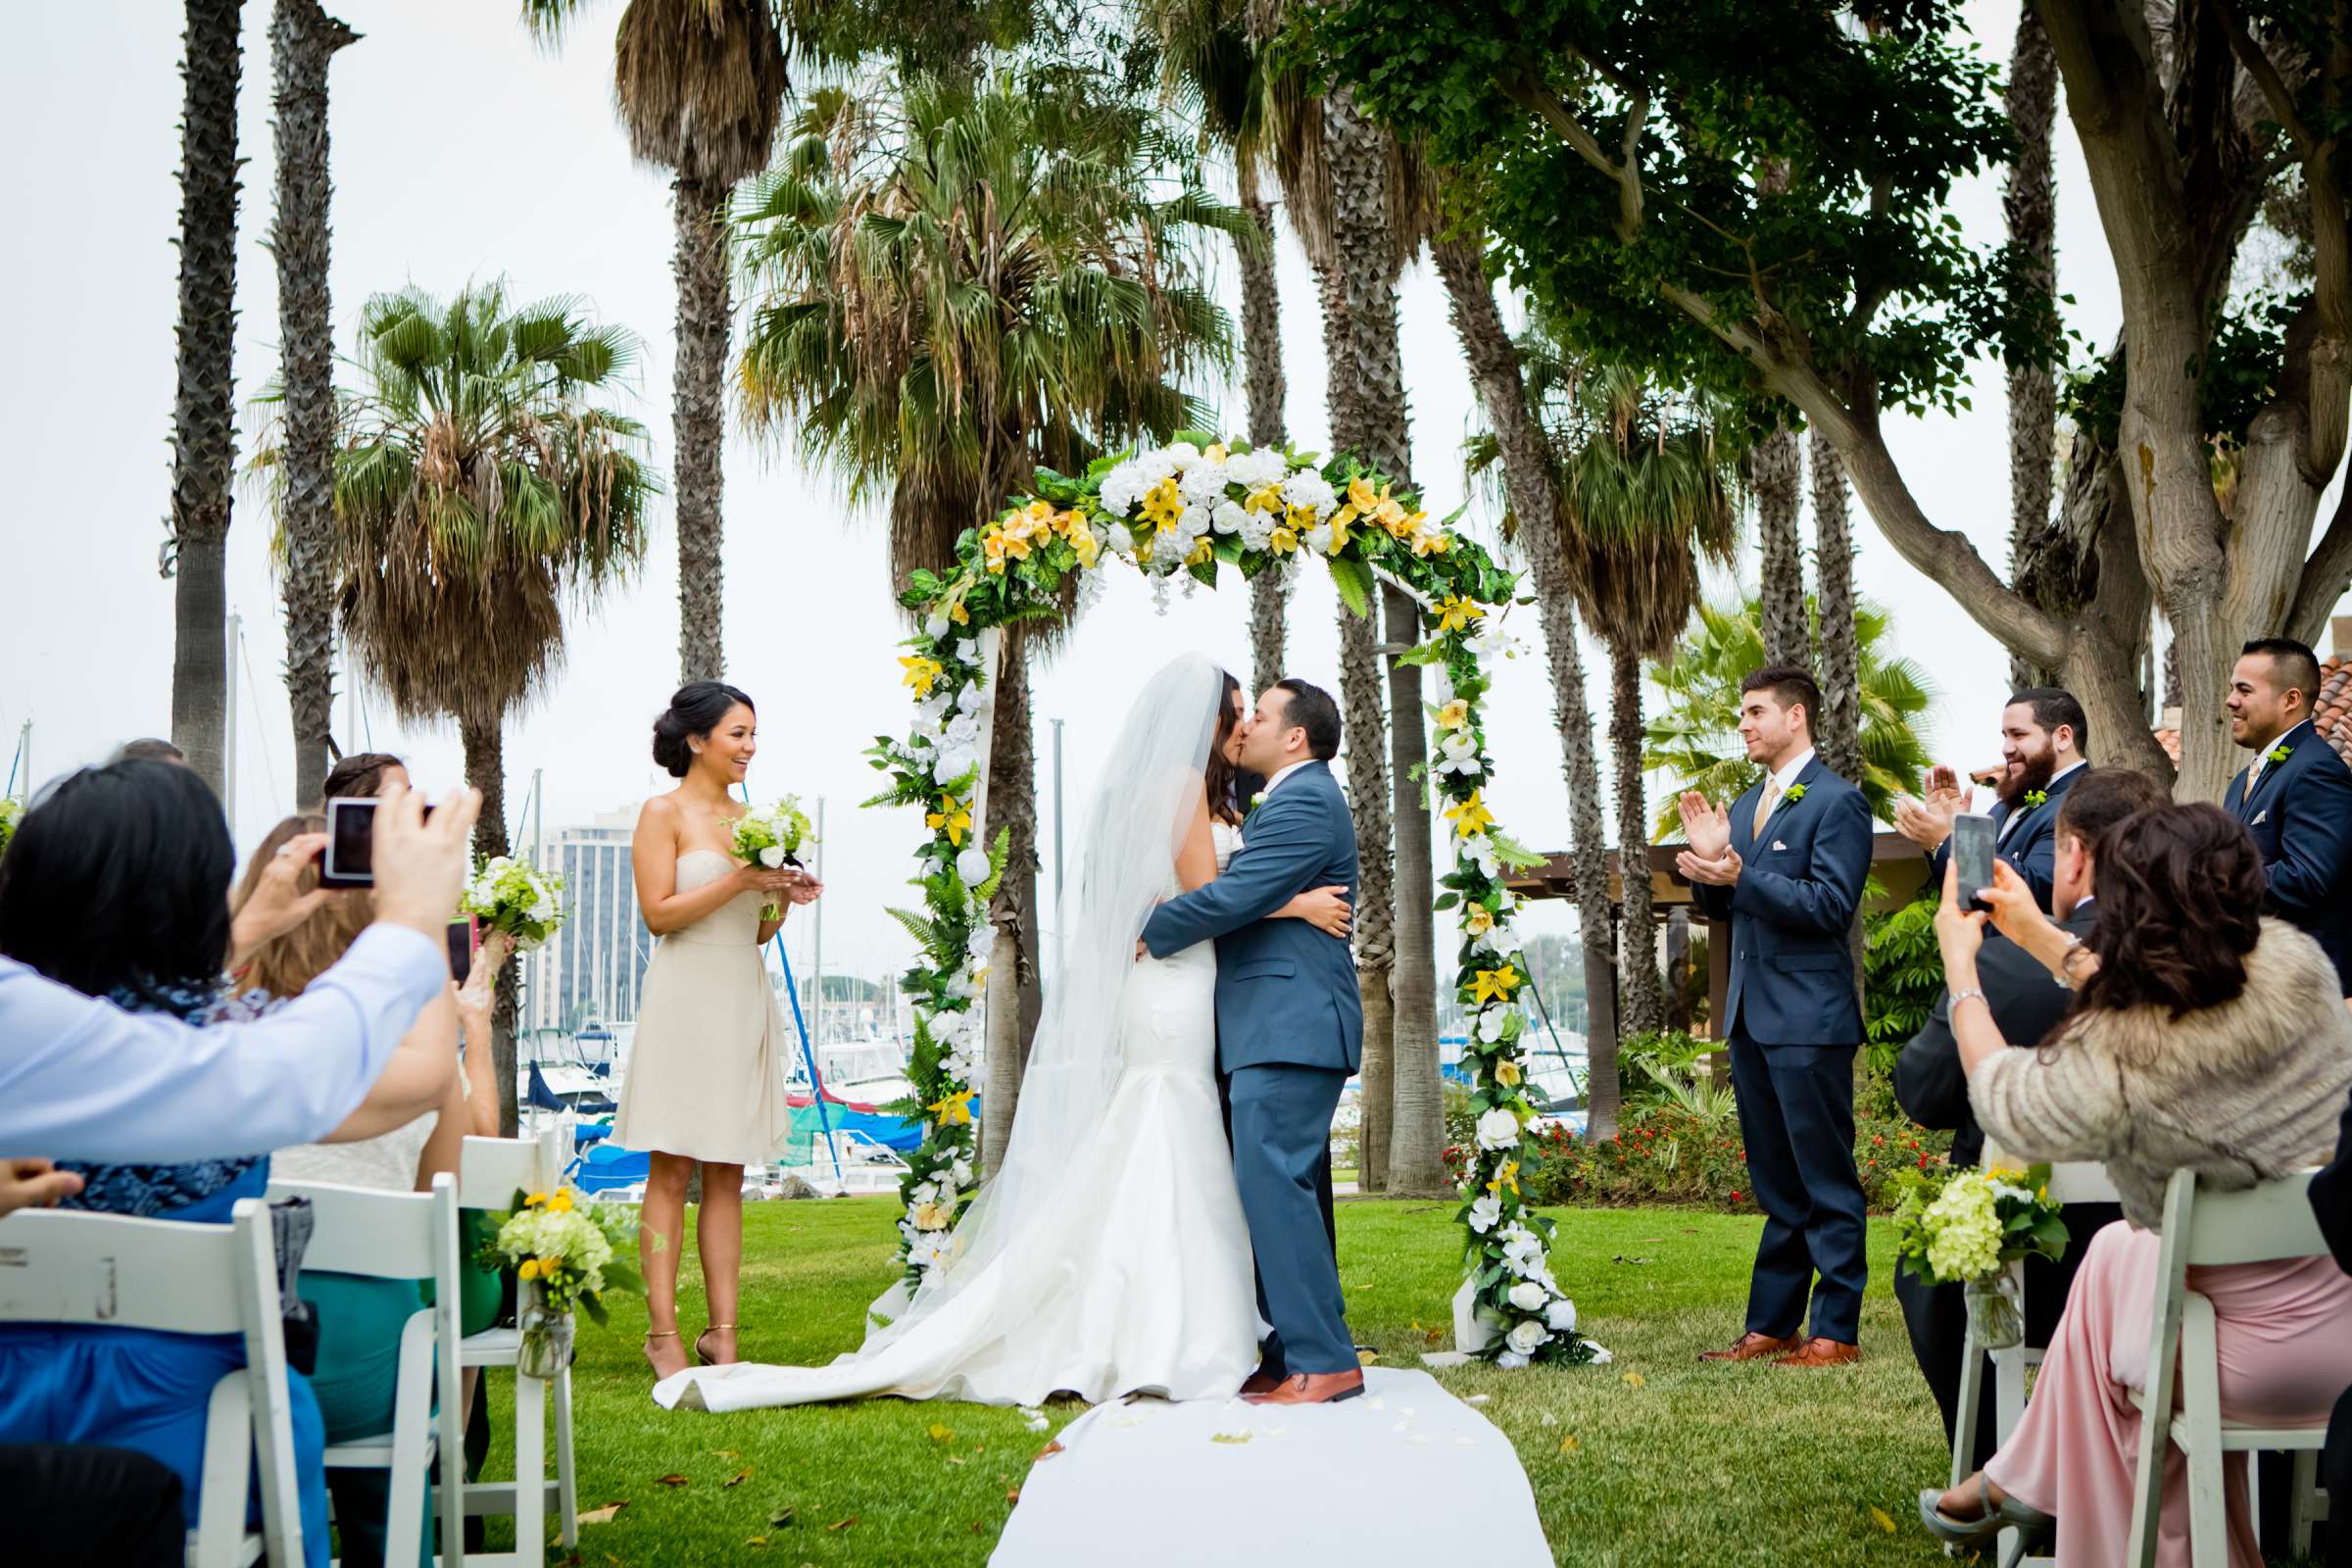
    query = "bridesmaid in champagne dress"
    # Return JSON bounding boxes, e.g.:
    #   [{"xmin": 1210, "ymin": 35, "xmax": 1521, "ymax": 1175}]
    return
[{"xmin": 617, "ymin": 682, "xmax": 822, "ymax": 1381}]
